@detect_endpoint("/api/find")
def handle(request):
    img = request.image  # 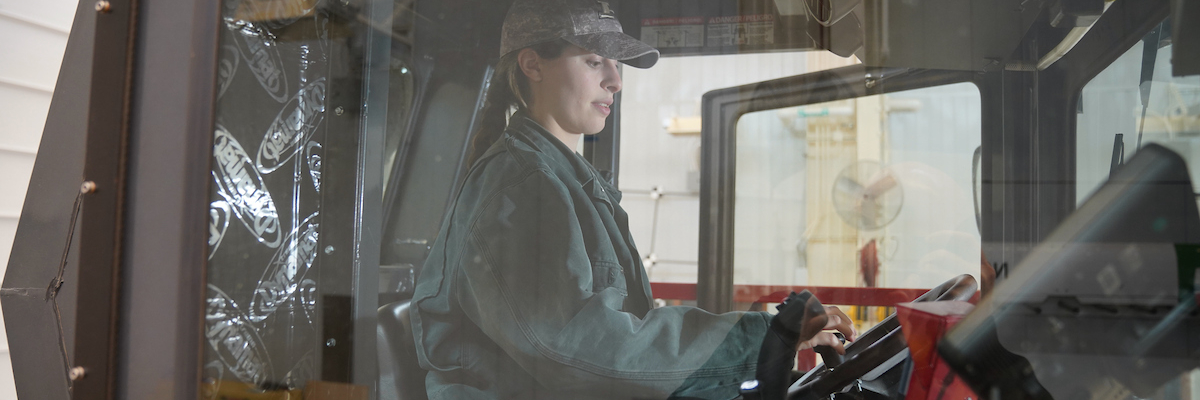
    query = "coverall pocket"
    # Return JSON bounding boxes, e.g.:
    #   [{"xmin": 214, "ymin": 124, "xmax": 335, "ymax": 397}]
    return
[{"xmin": 590, "ymin": 260, "xmax": 628, "ymax": 295}]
